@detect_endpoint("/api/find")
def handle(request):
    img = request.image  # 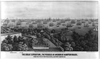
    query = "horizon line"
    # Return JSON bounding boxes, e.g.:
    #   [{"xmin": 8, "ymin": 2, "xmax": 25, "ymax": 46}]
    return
[{"xmin": 1, "ymin": 18, "xmax": 98, "ymax": 20}]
